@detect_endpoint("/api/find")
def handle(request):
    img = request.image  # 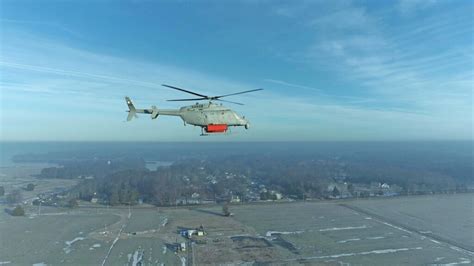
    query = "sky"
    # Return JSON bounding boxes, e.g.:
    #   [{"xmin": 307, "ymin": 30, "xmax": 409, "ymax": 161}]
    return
[{"xmin": 0, "ymin": 0, "xmax": 472, "ymax": 141}]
